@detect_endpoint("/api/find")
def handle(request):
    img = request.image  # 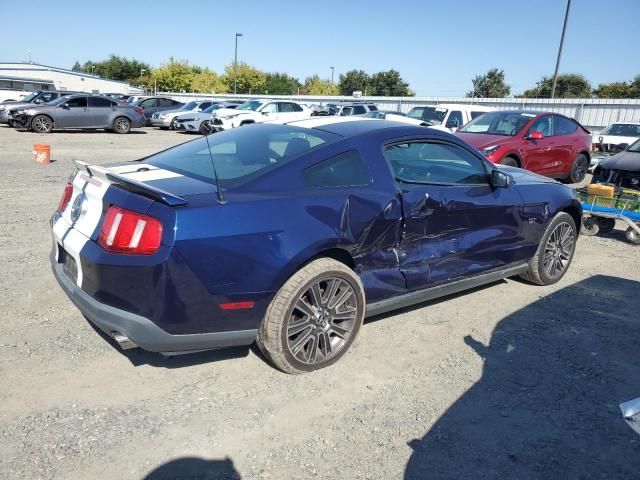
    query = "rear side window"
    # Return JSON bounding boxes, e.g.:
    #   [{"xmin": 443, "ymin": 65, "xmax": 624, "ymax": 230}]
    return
[
  {"xmin": 89, "ymin": 97, "xmax": 115, "ymax": 107},
  {"xmin": 278, "ymin": 102, "xmax": 296, "ymax": 113},
  {"xmin": 352, "ymin": 105, "xmax": 366, "ymax": 115},
  {"xmin": 368, "ymin": 105, "xmax": 378, "ymax": 111},
  {"xmin": 158, "ymin": 98, "xmax": 175, "ymax": 107},
  {"xmin": 140, "ymin": 98, "xmax": 156, "ymax": 107},
  {"xmin": 553, "ymin": 115, "xmax": 578, "ymax": 135},
  {"xmin": 446, "ymin": 111, "xmax": 463, "ymax": 128},
  {"xmin": 303, "ymin": 151, "xmax": 371, "ymax": 188}
]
